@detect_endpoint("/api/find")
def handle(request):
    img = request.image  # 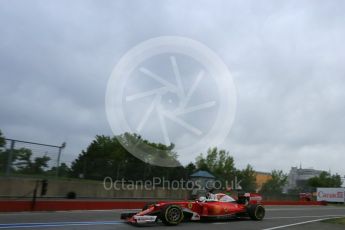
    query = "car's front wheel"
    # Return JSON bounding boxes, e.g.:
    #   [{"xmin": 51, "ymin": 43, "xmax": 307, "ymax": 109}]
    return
[{"xmin": 161, "ymin": 205, "xmax": 184, "ymax": 226}]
